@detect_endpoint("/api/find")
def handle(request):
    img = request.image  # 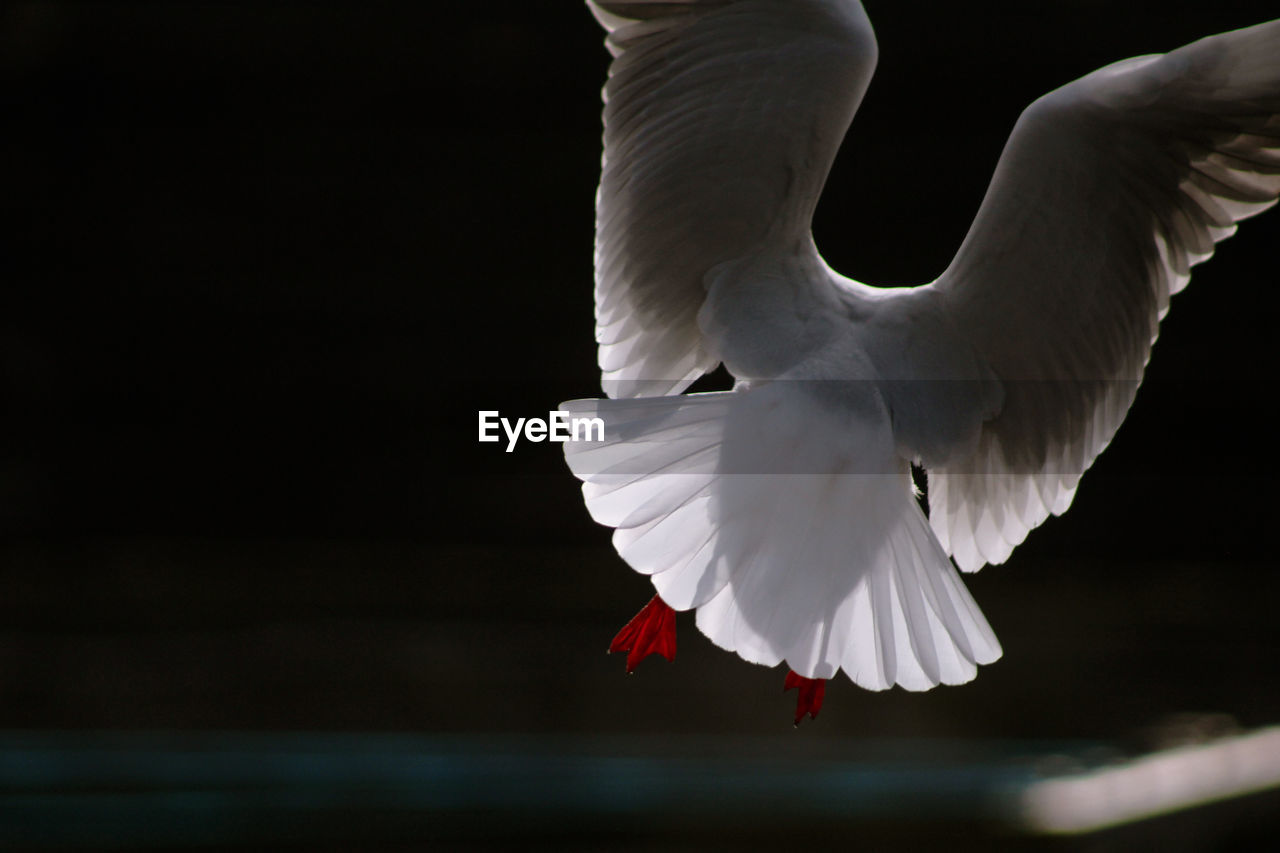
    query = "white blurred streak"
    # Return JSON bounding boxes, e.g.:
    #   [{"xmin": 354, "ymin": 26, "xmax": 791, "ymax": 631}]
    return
[{"xmin": 1021, "ymin": 727, "xmax": 1280, "ymax": 834}]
